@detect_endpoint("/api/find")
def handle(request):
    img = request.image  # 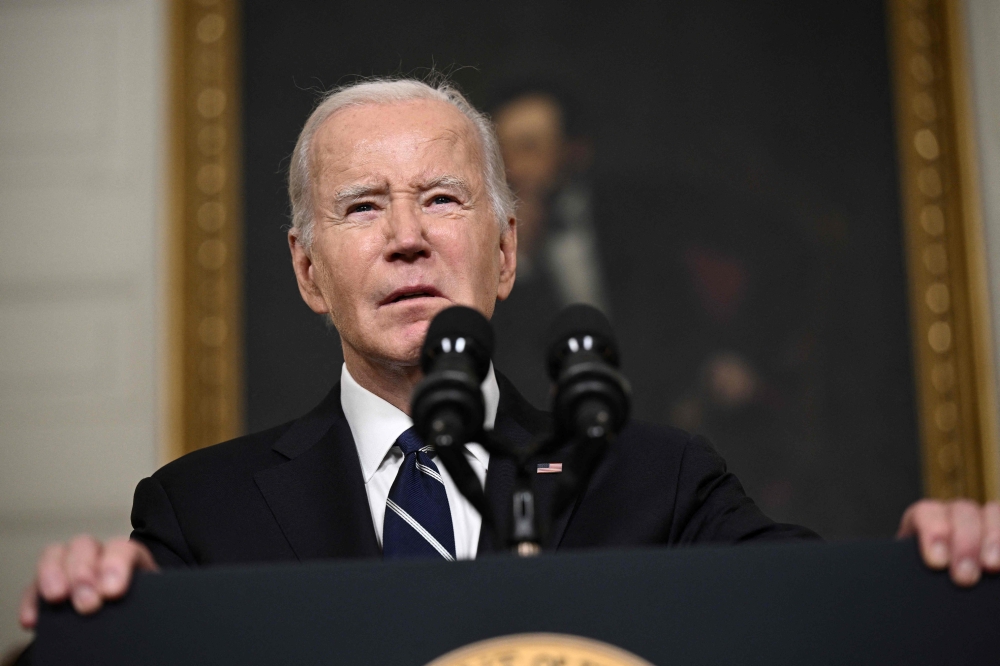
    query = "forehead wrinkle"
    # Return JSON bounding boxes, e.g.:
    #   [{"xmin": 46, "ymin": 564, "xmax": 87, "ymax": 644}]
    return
[
  {"xmin": 311, "ymin": 100, "xmax": 487, "ymax": 201},
  {"xmin": 413, "ymin": 125, "xmax": 487, "ymax": 191},
  {"xmin": 406, "ymin": 129, "xmax": 466, "ymax": 167},
  {"xmin": 434, "ymin": 125, "xmax": 481, "ymax": 159},
  {"xmin": 310, "ymin": 113, "xmax": 387, "ymax": 191}
]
